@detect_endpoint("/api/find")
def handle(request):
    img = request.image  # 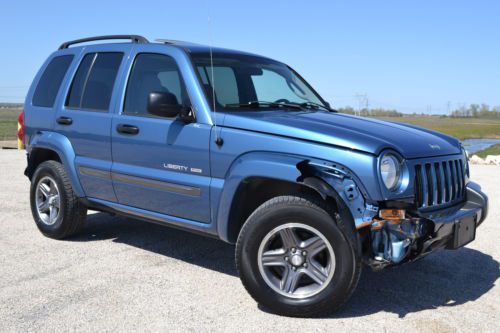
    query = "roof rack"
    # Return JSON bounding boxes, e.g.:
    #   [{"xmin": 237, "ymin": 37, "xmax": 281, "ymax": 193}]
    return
[
  {"xmin": 155, "ymin": 39, "xmax": 202, "ymax": 46},
  {"xmin": 155, "ymin": 39, "xmax": 177, "ymax": 44},
  {"xmin": 59, "ymin": 35, "xmax": 149, "ymax": 50}
]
